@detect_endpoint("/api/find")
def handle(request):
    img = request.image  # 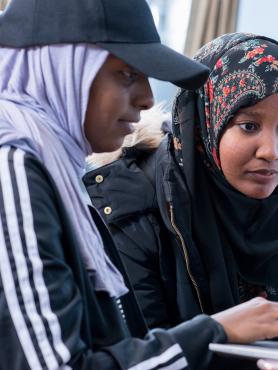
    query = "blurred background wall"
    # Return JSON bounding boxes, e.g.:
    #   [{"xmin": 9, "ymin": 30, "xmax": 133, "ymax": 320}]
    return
[
  {"xmin": 147, "ymin": 0, "xmax": 278, "ymax": 107},
  {"xmin": 237, "ymin": 0, "xmax": 278, "ymax": 40},
  {"xmin": 0, "ymin": 0, "xmax": 9, "ymax": 10}
]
